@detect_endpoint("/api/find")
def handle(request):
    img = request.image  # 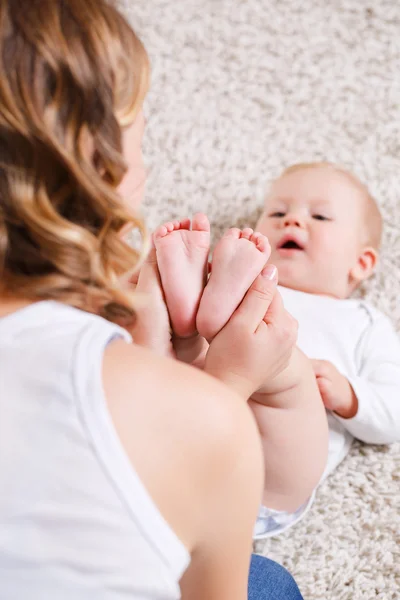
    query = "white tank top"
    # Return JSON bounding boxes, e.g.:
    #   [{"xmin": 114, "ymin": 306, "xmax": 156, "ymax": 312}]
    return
[{"xmin": 0, "ymin": 301, "xmax": 190, "ymax": 599}]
